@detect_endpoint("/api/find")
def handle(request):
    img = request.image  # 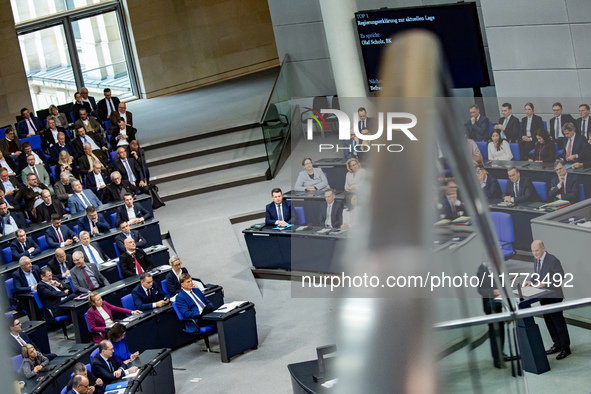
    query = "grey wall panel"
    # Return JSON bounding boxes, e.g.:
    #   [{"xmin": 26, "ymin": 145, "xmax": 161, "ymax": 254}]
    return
[
  {"xmin": 578, "ymin": 70, "xmax": 591, "ymax": 99},
  {"xmin": 480, "ymin": 0, "xmax": 568, "ymax": 27},
  {"xmin": 486, "ymin": 25, "xmax": 575, "ymax": 70},
  {"xmin": 493, "ymin": 70, "xmax": 581, "ymax": 97},
  {"xmin": 571, "ymin": 24, "xmax": 591, "ymax": 68},
  {"xmin": 566, "ymin": 0, "xmax": 591, "ymax": 23},
  {"xmin": 289, "ymin": 59, "xmax": 337, "ymax": 98},
  {"xmin": 273, "ymin": 22, "xmax": 330, "ymax": 61},
  {"xmin": 268, "ymin": 0, "xmax": 323, "ymax": 25},
  {"xmin": 356, "ymin": 0, "xmax": 422, "ymax": 10}
]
